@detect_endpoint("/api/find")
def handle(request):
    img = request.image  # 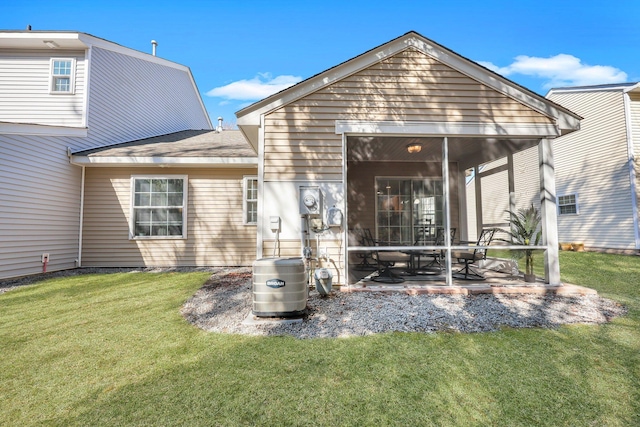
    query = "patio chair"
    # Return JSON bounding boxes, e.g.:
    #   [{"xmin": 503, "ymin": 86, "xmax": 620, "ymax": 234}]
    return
[
  {"xmin": 418, "ymin": 227, "xmax": 456, "ymax": 271},
  {"xmin": 373, "ymin": 249, "xmax": 410, "ymax": 283},
  {"xmin": 352, "ymin": 228, "xmax": 377, "ymax": 270},
  {"xmin": 451, "ymin": 228, "xmax": 496, "ymax": 280}
]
